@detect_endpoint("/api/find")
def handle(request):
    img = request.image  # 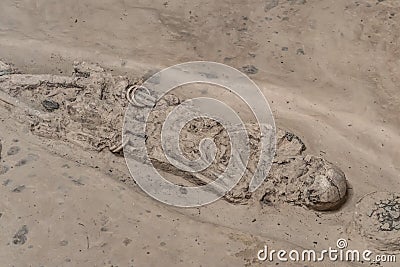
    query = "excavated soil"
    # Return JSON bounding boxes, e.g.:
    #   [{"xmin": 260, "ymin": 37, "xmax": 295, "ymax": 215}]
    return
[{"xmin": 1, "ymin": 1, "xmax": 400, "ymax": 266}]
